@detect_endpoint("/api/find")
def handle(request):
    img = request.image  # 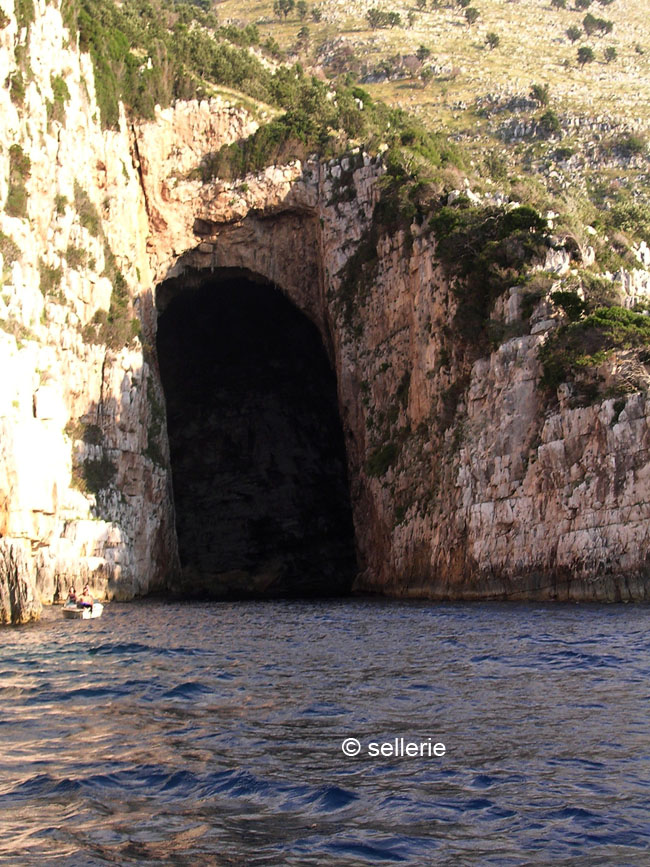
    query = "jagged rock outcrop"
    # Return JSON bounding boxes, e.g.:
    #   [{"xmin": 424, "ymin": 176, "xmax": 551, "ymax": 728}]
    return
[
  {"xmin": 2, "ymin": 0, "xmax": 650, "ymax": 621},
  {"xmin": 0, "ymin": 0, "xmax": 180, "ymax": 619},
  {"xmin": 0, "ymin": 538, "xmax": 42, "ymax": 624}
]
